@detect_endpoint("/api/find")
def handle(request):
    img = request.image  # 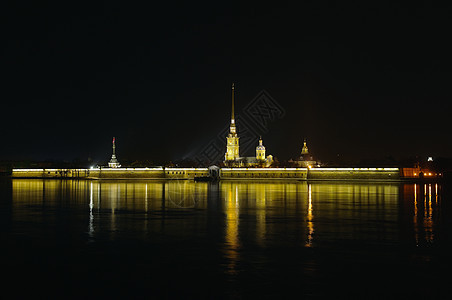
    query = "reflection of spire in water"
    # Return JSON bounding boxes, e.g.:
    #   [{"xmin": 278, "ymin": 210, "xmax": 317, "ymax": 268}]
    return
[
  {"xmin": 414, "ymin": 184, "xmax": 419, "ymax": 245},
  {"xmin": 224, "ymin": 183, "xmax": 240, "ymax": 275},
  {"xmin": 306, "ymin": 184, "xmax": 314, "ymax": 247},
  {"xmin": 255, "ymin": 183, "xmax": 266, "ymax": 246},
  {"xmin": 109, "ymin": 183, "xmax": 119, "ymax": 238}
]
